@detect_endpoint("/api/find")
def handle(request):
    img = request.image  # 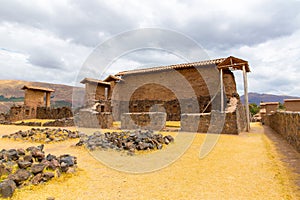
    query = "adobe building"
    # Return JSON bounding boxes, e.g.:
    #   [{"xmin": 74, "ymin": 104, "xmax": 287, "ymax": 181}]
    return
[
  {"xmin": 22, "ymin": 85, "xmax": 54, "ymax": 108},
  {"xmin": 7, "ymin": 86, "xmax": 54, "ymax": 122},
  {"xmin": 284, "ymin": 99, "xmax": 300, "ymax": 112},
  {"xmin": 80, "ymin": 56, "xmax": 251, "ymax": 133},
  {"xmin": 264, "ymin": 102, "xmax": 279, "ymax": 114},
  {"xmin": 260, "ymin": 102, "xmax": 279, "ymax": 125}
]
